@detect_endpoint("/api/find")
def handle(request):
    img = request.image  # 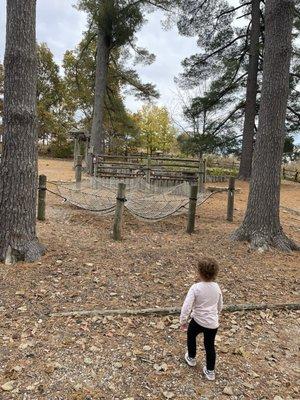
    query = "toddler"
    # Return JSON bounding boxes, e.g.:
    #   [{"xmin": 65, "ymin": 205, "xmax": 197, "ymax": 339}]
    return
[{"xmin": 180, "ymin": 258, "xmax": 223, "ymax": 381}]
